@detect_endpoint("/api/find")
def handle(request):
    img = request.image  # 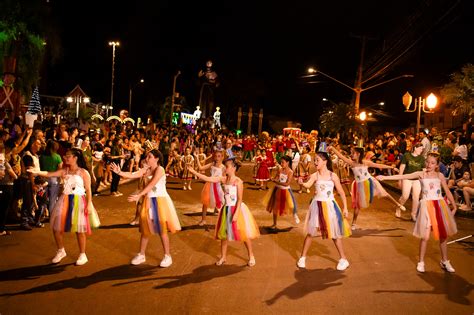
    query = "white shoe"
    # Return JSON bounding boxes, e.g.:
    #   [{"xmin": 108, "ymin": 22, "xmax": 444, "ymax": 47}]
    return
[
  {"xmin": 183, "ymin": 186, "xmax": 187, "ymax": 190},
  {"xmin": 440, "ymin": 260, "xmax": 455, "ymax": 273},
  {"xmin": 351, "ymin": 224, "xmax": 357, "ymax": 231},
  {"xmin": 188, "ymin": 186, "xmax": 192, "ymax": 191},
  {"xmin": 76, "ymin": 253, "xmax": 88, "ymax": 266},
  {"xmin": 336, "ymin": 258, "xmax": 350, "ymax": 271},
  {"xmin": 248, "ymin": 256, "xmax": 256, "ymax": 267},
  {"xmin": 395, "ymin": 208, "xmax": 401, "ymax": 218},
  {"xmin": 294, "ymin": 214, "xmax": 301, "ymax": 224},
  {"xmin": 52, "ymin": 248, "xmax": 67, "ymax": 264},
  {"xmin": 131, "ymin": 253, "xmax": 146, "ymax": 265},
  {"xmin": 160, "ymin": 254, "xmax": 172, "ymax": 268},
  {"xmin": 416, "ymin": 261, "xmax": 425, "ymax": 273},
  {"xmin": 297, "ymin": 256, "xmax": 306, "ymax": 268}
]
